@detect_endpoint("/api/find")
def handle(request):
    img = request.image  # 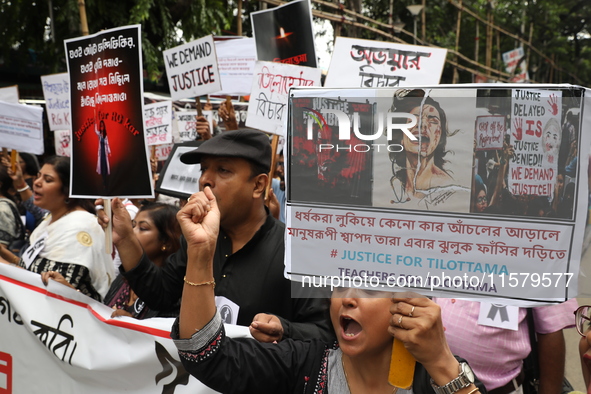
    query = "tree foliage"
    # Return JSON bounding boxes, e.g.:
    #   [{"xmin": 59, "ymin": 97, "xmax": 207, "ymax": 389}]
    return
[
  {"xmin": 1, "ymin": 0, "xmax": 590, "ymax": 91},
  {"xmin": 0, "ymin": 0, "xmax": 231, "ymax": 83}
]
